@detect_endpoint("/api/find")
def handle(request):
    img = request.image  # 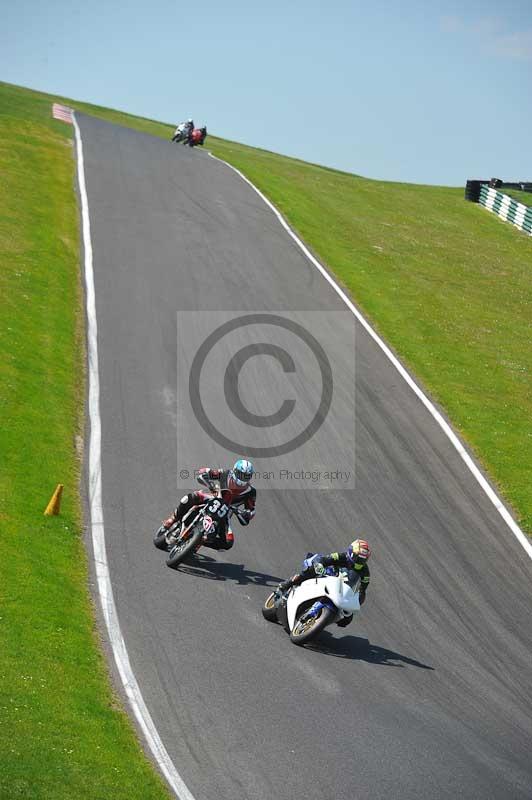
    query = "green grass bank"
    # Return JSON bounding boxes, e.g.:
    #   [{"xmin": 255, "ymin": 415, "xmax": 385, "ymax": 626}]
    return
[
  {"xmin": 1, "ymin": 74, "xmax": 530, "ymax": 795},
  {"xmin": 0, "ymin": 82, "xmax": 171, "ymax": 799}
]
